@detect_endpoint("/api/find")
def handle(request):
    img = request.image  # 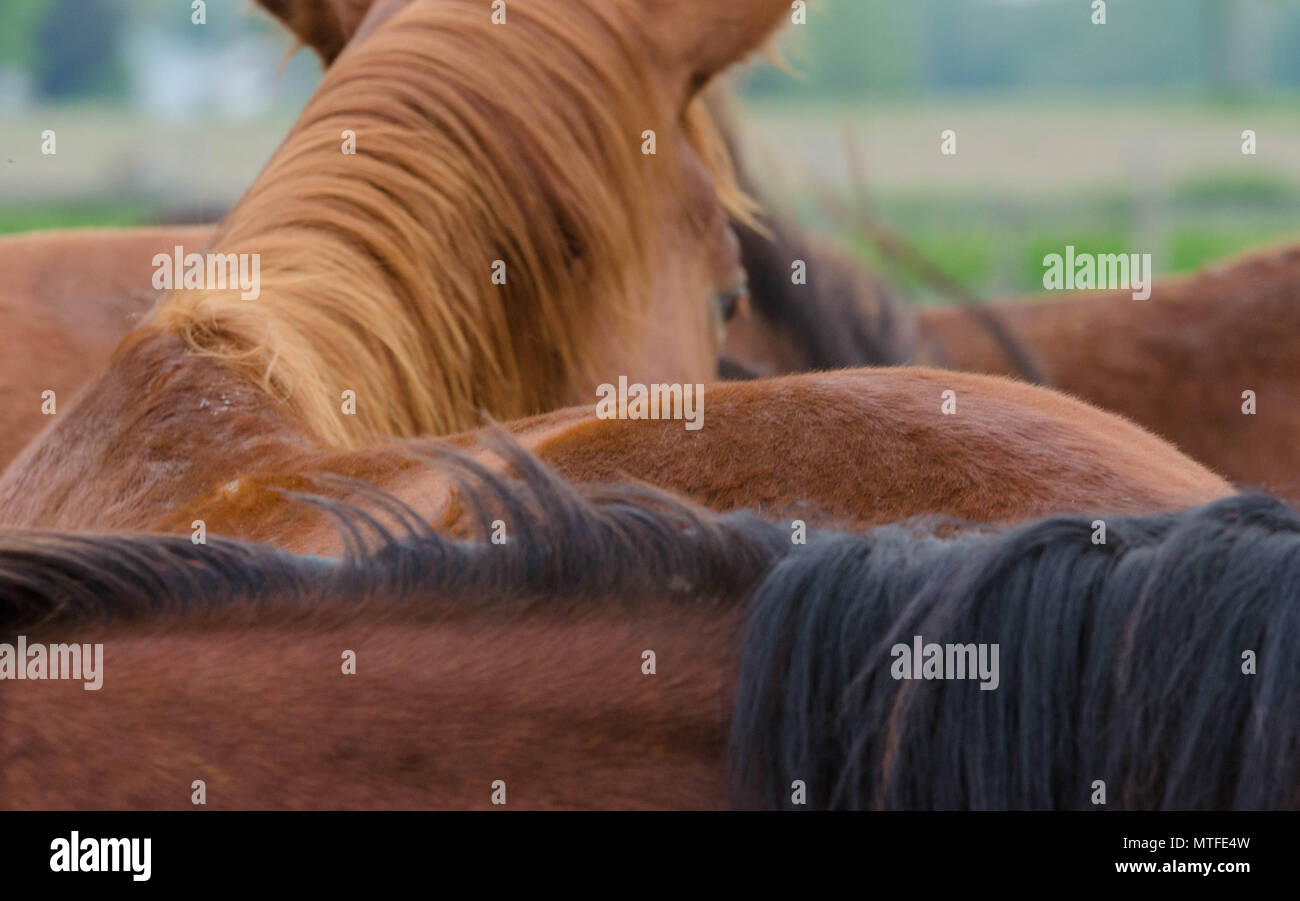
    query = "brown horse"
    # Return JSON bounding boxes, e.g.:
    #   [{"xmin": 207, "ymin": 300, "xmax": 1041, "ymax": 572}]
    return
[
  {"xmin": 0, "ymin": 0, "xmax": 1231, "ymax": 552},
  {"xmin": 721, "ymin": 180, "xmax": 1300, "ymax": 503},
  {"xmin": 918, "ymin": 250, "xmax": 1300, "ymax": 503},
  {"xmin": 0, "ymin": 0, "xmax": 801, "ymax": 532},
  {"xmin": 0, "ymin": 447, "xmax": 1288, "ymax": 809},
  {"xmin": 0, "ymin": 352, "xmax": 1231, "ymax": 551},
  {"xmin": 6, "ymin": 1, "xmax": 1292, "ymax": 511},
  {"xmin": 0, "ymin": 0, "xmax": 764, "ymax": 460}
]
